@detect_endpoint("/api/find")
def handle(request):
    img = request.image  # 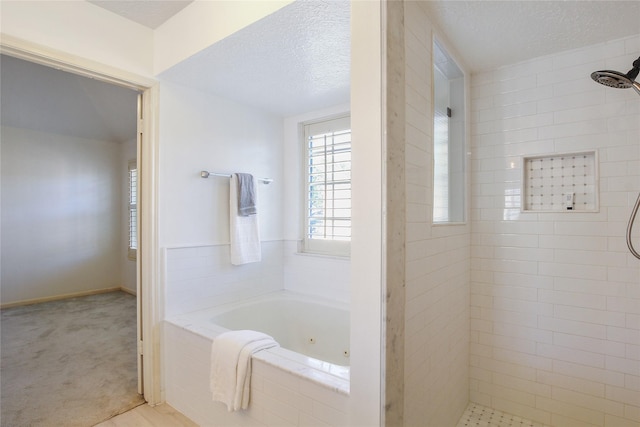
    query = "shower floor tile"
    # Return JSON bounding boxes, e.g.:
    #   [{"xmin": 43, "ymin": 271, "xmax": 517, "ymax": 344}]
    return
[{"xmin": 456, "ymin": 403, "xmax": 550, "ymax": 427}]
